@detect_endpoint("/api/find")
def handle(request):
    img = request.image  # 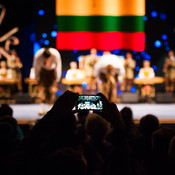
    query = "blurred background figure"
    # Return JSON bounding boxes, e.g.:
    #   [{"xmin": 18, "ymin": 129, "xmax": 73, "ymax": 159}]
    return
[
  {"xmin": 163, "ymin": 50, "xmax": 175, "ymax": 93},
  {"xmin": 94, "ymin": 51, "xmax": 125, "ymax": 102},
  {"xmin": 78, "ymin": 48, "xmax": 100, "ymax": 94},
  {"xmin": 139, "ymin": 60, "xmax": 155, "ymax": 79},
  {"xmin": 0, "ymin": 60, "xmax": 12, "ymax": 97},
  {"xmin": 139, "ymin": 60, "xmax": 155, "ymax": 100},
  {"xmin": 0, "ymin": 47, "xmax": 23, "ymax": 93},
  {"xmin": 65, "ymin": 61, "xmax": 84, "ymax": 80},
  {"xmin": 33, "ymin": 47, "xmax": 62, "ymax": 115},
  {"xmin": 65, "ymin": 61, "xmax": 85, "ymax": 94},
  {"xmin": 121, "ymin": 52, "xmax": 136, "ymax": 92},
  {"xmin": 0, "ymin": 60, "xmax": 9, "ymax": 79}
]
